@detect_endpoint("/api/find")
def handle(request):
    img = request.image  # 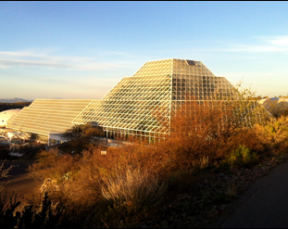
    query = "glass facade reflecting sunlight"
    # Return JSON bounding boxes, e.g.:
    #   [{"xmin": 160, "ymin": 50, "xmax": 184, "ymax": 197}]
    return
[{"xmin": 7, "ymin": 59, "xmax": 263, "ymax": 142}]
